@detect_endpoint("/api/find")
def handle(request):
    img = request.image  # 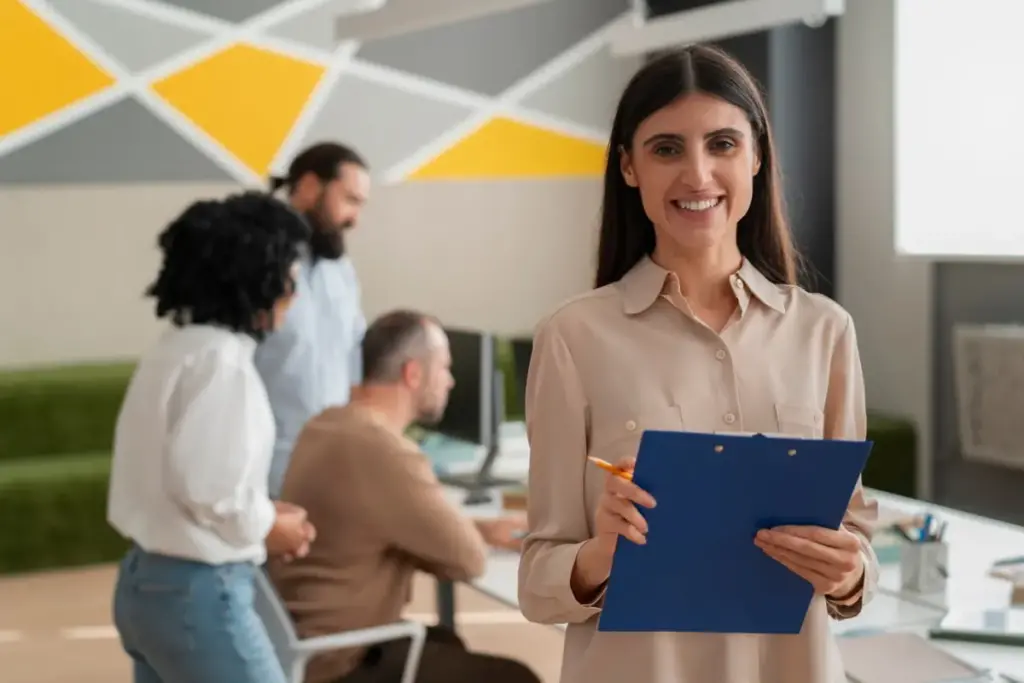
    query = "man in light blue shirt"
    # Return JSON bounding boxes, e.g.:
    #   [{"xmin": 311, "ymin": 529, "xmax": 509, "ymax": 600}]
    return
[{"xmin": 256, "ymin": 142, "xmax": 372, "ymax": 497}]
